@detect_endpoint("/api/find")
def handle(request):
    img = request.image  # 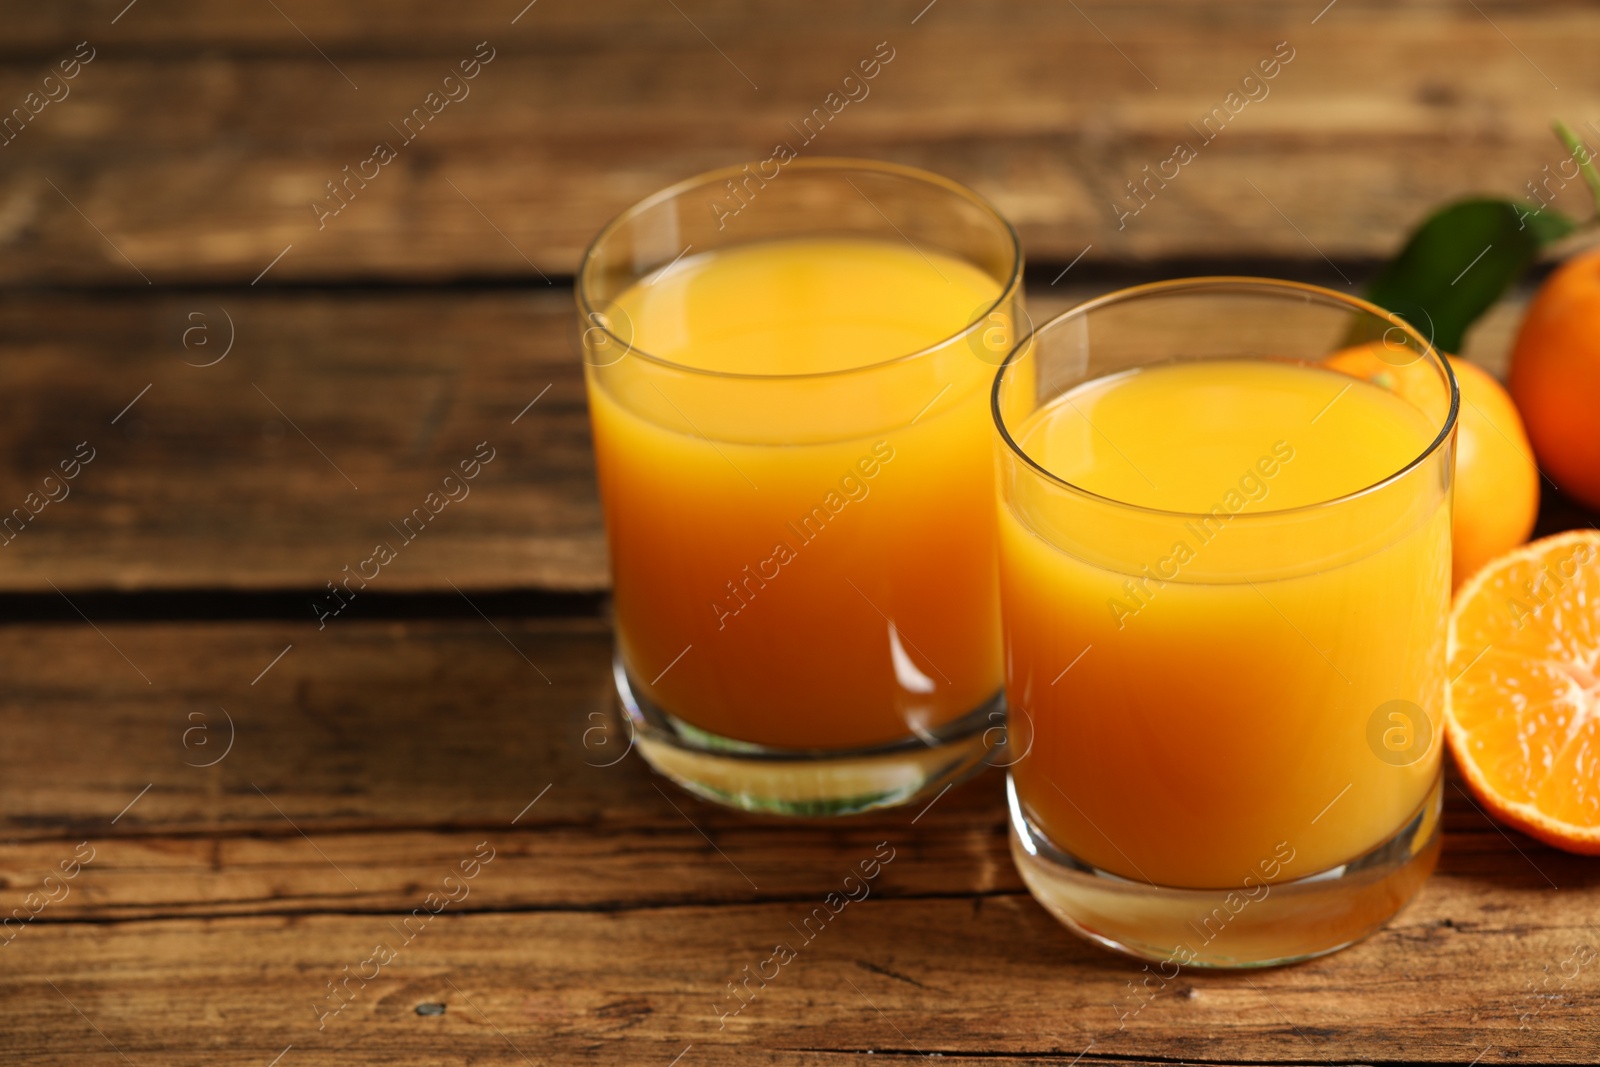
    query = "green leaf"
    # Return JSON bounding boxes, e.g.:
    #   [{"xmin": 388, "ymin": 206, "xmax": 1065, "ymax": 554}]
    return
[
  {"xmin": 1356, "ymin": 198, "xmax": 1573, "ymax": 354},
  {"xmin": 1524, "ymin": 203, "xmax": 1579, "ymax": 246}
]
